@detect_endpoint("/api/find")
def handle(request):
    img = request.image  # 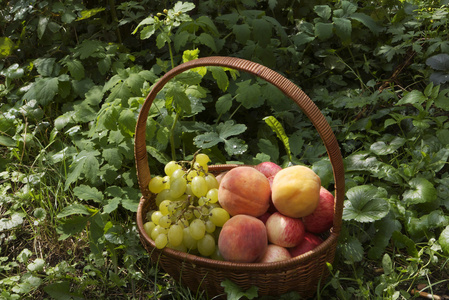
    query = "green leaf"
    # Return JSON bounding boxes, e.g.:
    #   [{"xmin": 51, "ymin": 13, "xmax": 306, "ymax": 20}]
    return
[
  {"xmin": 76, "ymin": 7, "xmax": 106, "ymax": 21},
  {"xmin": 221, "ymin": 279, "xmax": 258, "ymax": 300},
  {"xmin": 65, "ymin": 150, "xmax": 101, "ymax": 189},
  {"xmin": 252, "ymin": 18, "xmax": 272, "ymax": 47},
  {"xmin": 12, "ymin": 274, "xmax": 42, "ymax": 294},
  {"xmin": 257, "ymin": 138, "xmax": 279, "ymax": 161},
  {"xmin": 235, "ymin": 80, "xmax": 263, "ymax": 108},
  {"xmin": 392, "ymin": 231, "xmax": 418, "ymax": 257},
  {"xmin": 216, "ymin": 94, "xmax": 233, "ymax": 114},
  {"xmin": 314, "ymin": 5, "xmax": 332, "ymax": 20},
  {"xmin": 210, "ymin": 67, "xmax": 229, "ymax": 92},
  {"xmin": 44, "ymin": 281, "xmax": 81, "ymax": 300},
  {"xmin": 402, "ymin": 177, "xmax": 437, "ymax": 206},
  {"xmin": 350, "ymin": 13, "xmax": 383, "ymax": 35},
  {"xmin": 345, "ymin": 152, "xmax": 380, "ymax": 171},
  {"xmin": 333, "ymin": 17, "xmax": 352, "ymax": 43},
  {"xmin": 73, "ymin": 185, "xmax": 104, "ymax": 203},
  {"xmin": 382, "ymin": 254, "xmax": 393, "ymax": 275},
  {"xmin": 37, "ymin": 16, "xmax": 49, "ymax": 39},
  {"xmin": 57, "ymin": 215, "xmax": 89, "ymax": 240},
  {"xmin": 263, "ymin": 116, "xmax": 291, "ymax": 161},
  {"xmin": 64, "ymin": 59, "xmax": 85, "ymax": 80},
  {"xmin": 0, "ymin": 37, "xmax": 15, "ymax": 58},
  {"xmin": 27, "ymin": 258, "xmax": 45, "ymax": 272},
  {"xmin": 0, "ymin": 213, "xmax": 24, "ymax": 231},
  {"xmin": 343, "ymin": 185, "xmax": 390, "ymax": 222},
  {"xmin": 314, "ymin": 22, "xmax": 333, "ymax": 40},
  {"xmin": 118, "ymin": 108, "xmax": 137, "ymax": 136},
  {"xmin": 217, "ymin": 120, "xmax": 247, "ymax": 139},
  {"xmin": 197, "ymin": 33, "xmax": 217, "ymax": 52},
  {"xmin": 75, "ymin": 39, "xmax": 105, "ymax": 59},
  {"xmin": 194, "ymin": 121, "xmax": 248, "ymax": 155},
  {"xmin": 0, "ymin": 135, "xmax": 16, "ymax": 147},
  {"xmin": 370, "ymin": 136, "xmax": 406, "ymax": 155},
  {"xmin": 340, "ymin": 235, "xmax": 364, "ymax": 263},
  {"xmin": 57, "ymin": 204, "xmax": 94, "ymax": 218},
  {"xmin": 233, "ymin": 24, "xmax": 251, "ymax": 44},
  {"xmin": 439, "ymin": 225, "xmax": 449, "ymax": 254},
  {"xmin": 397, "ymin": 90, "xmax": 427, "ymax": 107},
  {"xmin": 23, "ymin": 77, "xmax": 59, "ymax": 106}
]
